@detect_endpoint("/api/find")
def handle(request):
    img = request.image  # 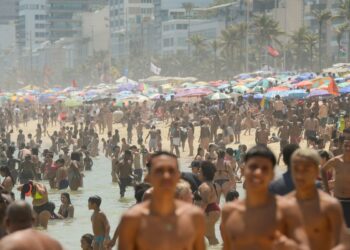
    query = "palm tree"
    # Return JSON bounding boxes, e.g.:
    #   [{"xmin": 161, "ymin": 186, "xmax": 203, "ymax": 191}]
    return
[
  {"xmin": 304, "ymin": 32, "xmax": 318, "ymax": 71},
  {"xmin": 334, "ymin": 0, "xmax": 350, "ymax": 61},
  {"xmin": 334, "ymin": 23, "xmax": 349, "ymax": 61},
  {"xmin": 188, "ymin": 34, "xmax": 207, "ymax": 58},
  {"xmin": 219, "ymin": 25, "xmax": 237, "ymax": 70},
  {"xmin": 182, "ymin": 2, "xmax": 195, "ymax": 54},
  {"xmin": 312, "ymin": 9, "xmax": 332, "ymax": 71},
  {"xmin": 290, "ymin": 27, "xmax": 308, "ymax": 69},
  {"xmin": 210, "ymin": 40, "xmax": 219, "ymax": 79},
  {"xmin": 252, "ymin": 14, "xmax": 283, "ymax": 68}
]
